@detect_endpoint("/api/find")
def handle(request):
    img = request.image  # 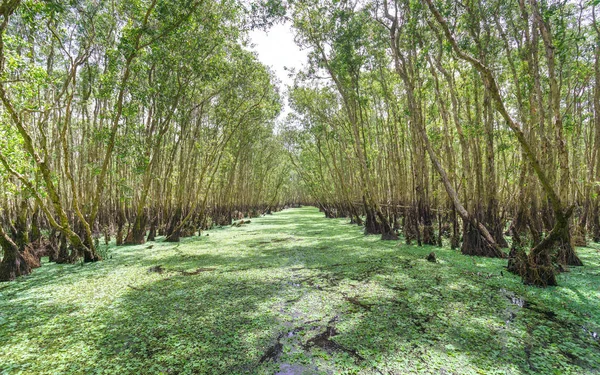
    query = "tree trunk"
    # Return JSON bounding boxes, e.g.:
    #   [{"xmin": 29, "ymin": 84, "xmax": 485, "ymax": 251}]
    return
[
  {"xmin": 82, "ymin": 245, "xmax": 100, "ymax": 262},
  {"xmin": 591, "ymin": 203, "xmax": 600, "ymax": 243},
  {"xmin": 450, "ymin": 206, "xmax": 460, "ymax": 250},
  {"xmin": 424, "ymin": 0, "xmax": 580, "ymax": 283},
  {"xmin": 363, "ymin": 200, "xmax": 380, "ymax": 235},
  {"xmin": 165, "ymin": 207, "xmax": 182, "ymax": 242},
  {"xmin": 30, "ymin": 206, "xmax": 42, "ymax": 243},
  {"xmin": 125, "ymin": 213, "xmax": 146, "ymax": 245},
  {"xmin": 460, "ymin": 219, "xmax": 504, "ymax": 258},
  {"xmin": 147, "ymin": 218, "xmax": 157, "ymax": 242},
  {"xmin": 420, "ymin": 200, "xmax": 435, "ymax": 245},
  {"xmin": 376, "ymin": 209, "xmax": 399, "ymax": 240},
  {"xmin": 116, "ymin": 208, "xmax": 125, "ymax": 246},
  {"xmin": 0, "ymin": 226, "xmax": 32, "ymax": 282},
  {"xmin": 486, "ymin": 199, "xmax": 509, "ymax": 248}
]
